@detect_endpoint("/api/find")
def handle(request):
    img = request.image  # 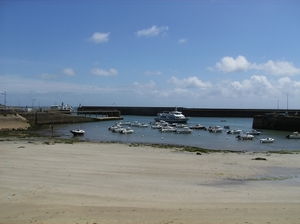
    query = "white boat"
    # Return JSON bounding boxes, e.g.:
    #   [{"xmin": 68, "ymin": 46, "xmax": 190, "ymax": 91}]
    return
[
  {"xmin": 151, "ymin": 122, "xmax": 162, "ymax": 129},
  {"xmin": 154, "ymin": 107, "xmax": 189, "ymax": 123},
  {"xmin": 70, "ymin": 129, "xmax": 85, "ymax": 136},
  {"xmin": 236, "ymin": 134, "xmax": 254, "ymax": 140},
  {"xmin": 286, "ymin": 131, "xmax": 300, "ymax": 139},
  {"xmin": 130, "ymin": 121, "xmax": 141, "ymax": 127},
  {"xmin": 208, "ymin": 126, "xmax": 223, "ymax": 133},
  {"xmin": 176, "ymin": 127, "xmax": 193, "ymax": 134},
  {"xmin": 260, "ymin": 137, "xmax": 274, "ymax": 143},
  {"xmin": 120, "ymin": 127, "xmax": 134, "ymax": 134},
  {"xmin": 138, "ymin": 123, "xmax": 149, "ymax": 128},
  {"xmin": 160, "ymin": 126, "xmax": 177, "ymax": 133},
  {"xmin": 247, "ymin": 129, "xmax": 261, "ymax": 135},
  {"xmin": 190, "ymin": 124, "xmax": 205, "ymax": 130},
  {"xmin": 227, "ymin": 129, "xmax": 242, "ymax": 134}
]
